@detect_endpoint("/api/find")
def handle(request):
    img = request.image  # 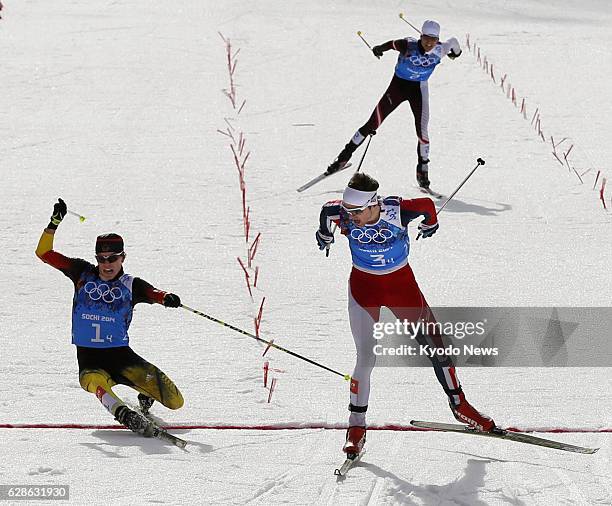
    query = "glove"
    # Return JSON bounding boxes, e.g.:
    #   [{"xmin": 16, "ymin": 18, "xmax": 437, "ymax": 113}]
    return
[
  {"xmin": 372, "ymin": 45, "xmax": 384, "ymax": 59},
  {"xmin": 163, "ymin": 293, "xmax": 181, "ymax": 308},
  {"xmin": 418, "ymin": 221, "xmax": 439, "ymax": 239},
  {"xmin": 448, "ymin": 49, "xmax": 462, "ymax": 60},
  {"xmin": 48, "ymin": 198, "xmax": 67, "ymax": 229},
  {"xmin": 315, "ymin": 230, "xmax": 334, "ymax": 251}
]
